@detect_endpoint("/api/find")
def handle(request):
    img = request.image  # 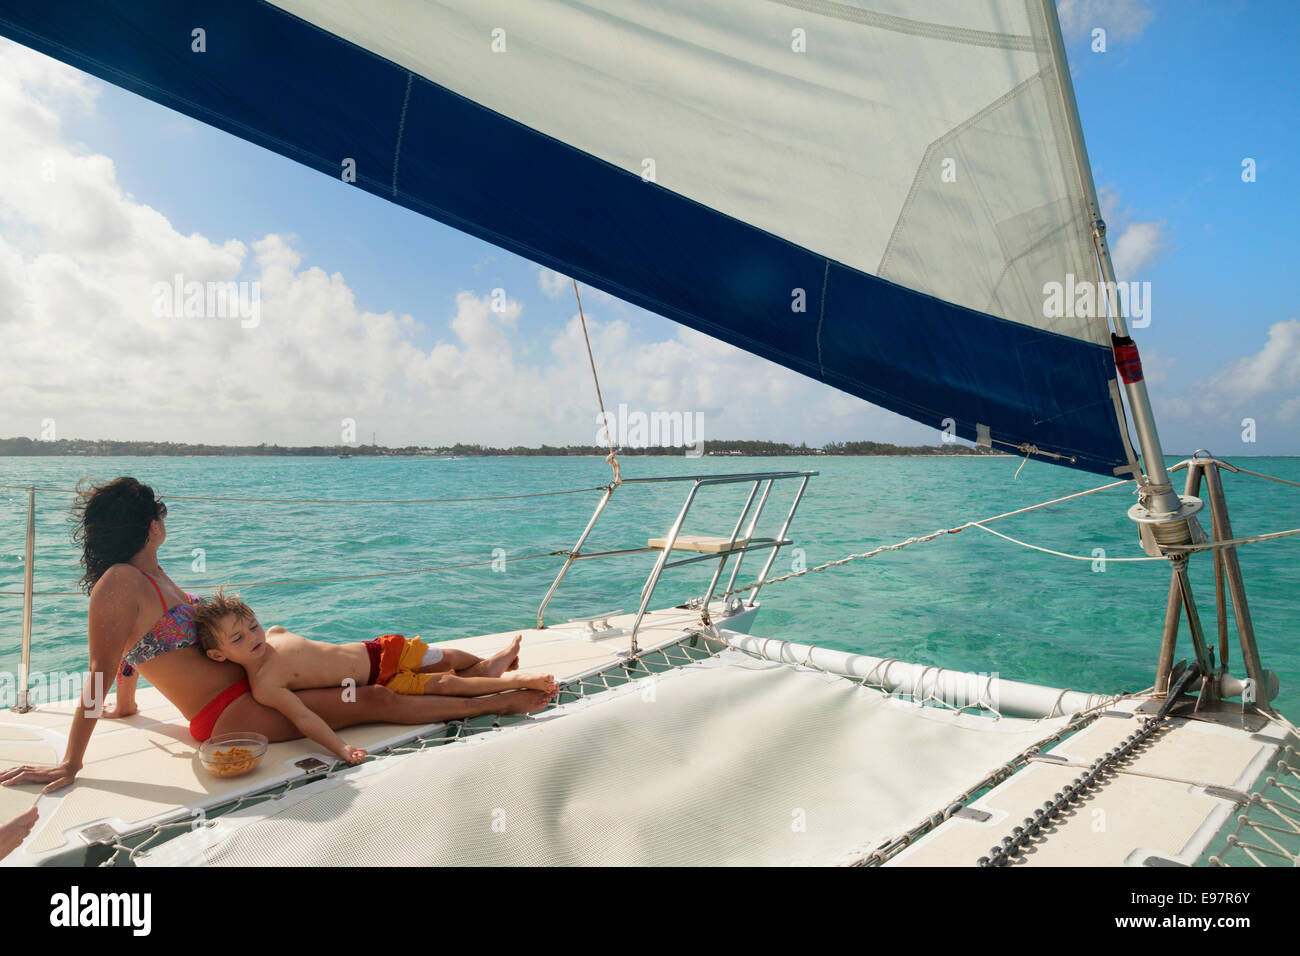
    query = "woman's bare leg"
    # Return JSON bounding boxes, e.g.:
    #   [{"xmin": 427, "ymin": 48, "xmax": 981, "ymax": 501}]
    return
[{"xmin": 211, "ymin": 684, "xmax": 551, "ymax": 743}]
